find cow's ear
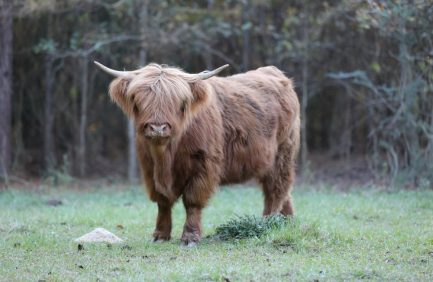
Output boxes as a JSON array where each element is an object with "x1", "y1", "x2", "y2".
[
  {"x1": 109, "y1": 77, "x2": 133, "y2": 117},
  {"x1": 189, "y1": 80, "x2": 210, "y2": 115}
]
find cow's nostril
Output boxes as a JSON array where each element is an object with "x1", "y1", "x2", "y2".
[{"x1": 148, "y1": 123, "x2": 170, "y2": 133}]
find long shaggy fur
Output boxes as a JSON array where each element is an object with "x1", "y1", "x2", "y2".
[{"x1": 106, "y1": 63, "x2": 300, "y2": 244}]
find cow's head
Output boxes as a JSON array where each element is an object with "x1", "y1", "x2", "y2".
[{"x1": 95, "y1": 62, "x2": 228, "y2": 145}]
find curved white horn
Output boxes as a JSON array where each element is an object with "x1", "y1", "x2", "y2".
[
  {"x1": 195, "y1": 64, "x2": 229, "y2": 80},
  {"x1": 94, "y1": 61, "x2": 141, "y2": 78}
]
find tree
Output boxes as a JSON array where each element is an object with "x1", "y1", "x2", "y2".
[
  {"x1": 0, "y1": 0, "x2": 13, "y2": 182},
  {"x1": 328, "y1": 0, "x2": 433, "y2": 184},
  {"x1": 5, "y1": 0, "x2": 433, "y2": 186}
]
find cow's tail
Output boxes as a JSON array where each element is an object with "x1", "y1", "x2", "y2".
[
  {"x1": 282, "y1": 77, "x2": 301, "y2": 167},
  {"x1": 288, "y1": 112, "x2": 301, "y2": 166}
]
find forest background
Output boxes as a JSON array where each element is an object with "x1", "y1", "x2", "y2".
[{"x1": 1, "y1": 0, "x2": 432, "y2": 188}]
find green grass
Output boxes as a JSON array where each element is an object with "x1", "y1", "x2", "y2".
[{"x1": 1, "y1": 185, "x2": 433, "y2": 281}]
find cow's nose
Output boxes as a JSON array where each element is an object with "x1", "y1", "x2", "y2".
[
  {"x1": 145, "y1": 123, "x2": 171, "y2": 136},
  {"x1": 149, "y1": 123, "x2": 168, "y2": 132}
]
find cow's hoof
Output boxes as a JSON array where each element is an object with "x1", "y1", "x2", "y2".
[
  {"x1": 180, "y1": 241, "x2": 197, "y2": 247},
  {"x1": 180, "y1": 232, "x2": 200, "y2": 246},
  {"x1": 153, "y1": 231, "x2": 171, "y2": 242}
]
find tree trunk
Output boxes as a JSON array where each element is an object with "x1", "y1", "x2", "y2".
[
  {"x1": 0, "y1": 0, "x2": 13, "y2": 181},
  {"x1": 301, "y1": 58, "x2": 308, "y2": 169},
  {"x1": 398, "y1": 15, "x2": 418, "y2": 181},
  {"x1": 127, "y1": 2, "x2": 149, "y2": 183},
  {"x1": 44, "y1": 55, "x2": 55, "y2": 172},
  {"x1": 300, "y1": 10, "x2": 309, "y2": 170},
  {"x1": 77, "y1": 58, "x2": 88, "y2": 177},
  {"x1": 127, "y1": 118, "x2": 137, "y2": 182},
  {"x1": 241, "y1": 0, "x2": 250, "y2": 71}
]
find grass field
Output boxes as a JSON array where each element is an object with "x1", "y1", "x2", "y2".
[{"x1": 1, "y1": 184, "x2": 433, "y2": 281}]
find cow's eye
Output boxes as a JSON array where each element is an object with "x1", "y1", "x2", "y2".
[
  {"x1": 180, "y1": 101, "x2": 187, "y2": 115},
  {"x1": 133, "y1": 104, "x2": 139, "y2": 115}
]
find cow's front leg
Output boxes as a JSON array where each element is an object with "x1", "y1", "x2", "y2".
[
  {"x1": 181, "y1": 203, "x2": 203, "y2": 246},
  {"x1": 180, "y1": 157, "x2": 219, "y2": 246},
  {"x1": 153, "y1": 201, "x2": 173, "y2": 241}
]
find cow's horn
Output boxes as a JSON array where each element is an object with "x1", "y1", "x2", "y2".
[
  {"x1": 195, "y1": 64, "x2": 229, "y2": 80},
  {"x1": 94, "y1": 61, "x2": 141, "y2": 78}
]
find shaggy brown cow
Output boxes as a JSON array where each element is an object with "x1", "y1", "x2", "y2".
[{"x1": 95, "y1": 61, "x2": 300, "y2": 245}]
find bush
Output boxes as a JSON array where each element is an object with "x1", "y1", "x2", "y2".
[{"x1": 213, "y1": 215, "x2": 288, "y2": 240}]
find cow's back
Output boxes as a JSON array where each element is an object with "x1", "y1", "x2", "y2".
[{"x1": 207, "y1": 66, "x2": 299, "y2": 184}]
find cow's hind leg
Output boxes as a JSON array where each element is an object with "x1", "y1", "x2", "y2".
[
  {"x1": 261, "y1": 141, "x2": 296, "y2": 216},
  {"x1": 280, "y1": 193, "x2": 295, "y2": 216}
]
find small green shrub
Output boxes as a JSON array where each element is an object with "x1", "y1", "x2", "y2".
[{"x1": 213, "y1": 215, "x2": 288, "y2": 240}]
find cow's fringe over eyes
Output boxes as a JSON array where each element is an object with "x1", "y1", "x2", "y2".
[{"x1": 109, "y1": 64, "x2": 211, "y2": 123}]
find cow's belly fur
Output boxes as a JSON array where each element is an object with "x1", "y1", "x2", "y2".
[{"x1": 220, "y1": 134, "x2": 278, "y2": 184}]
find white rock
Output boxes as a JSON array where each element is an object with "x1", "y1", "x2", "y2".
[{"x1": 74, "y1": 227, "x2": 124, "y2": 244}]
